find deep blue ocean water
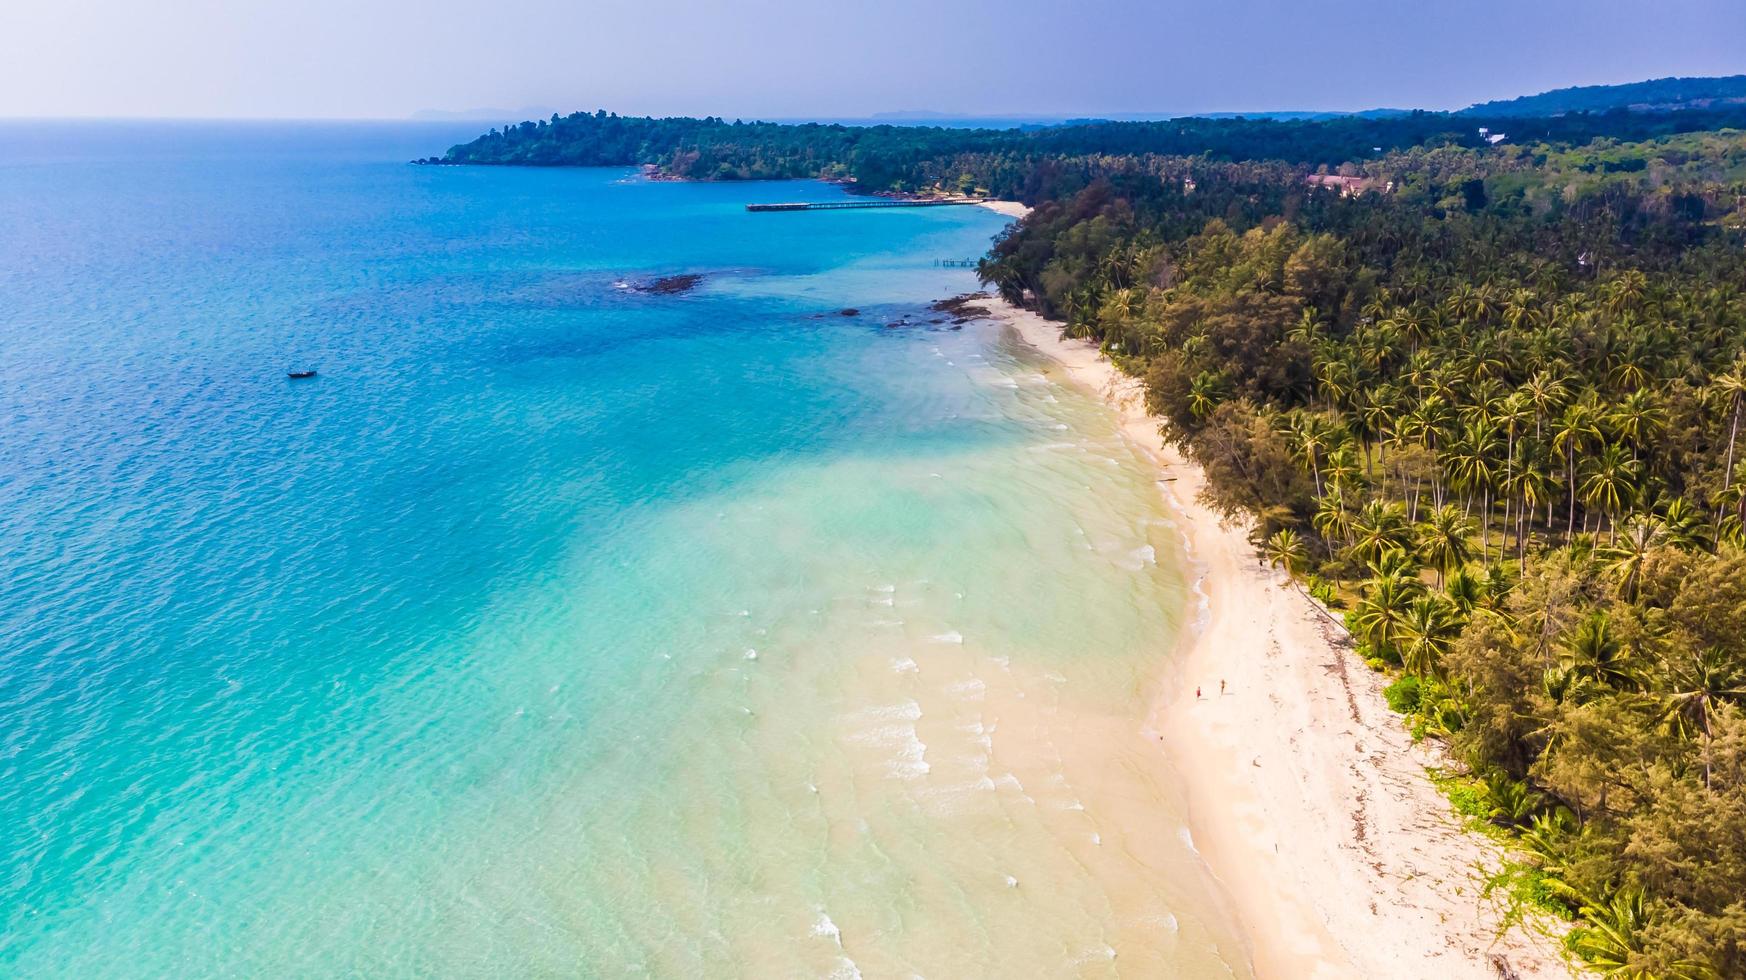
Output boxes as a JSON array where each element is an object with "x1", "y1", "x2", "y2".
[{"x1": 0, "y1": 122, "x2": 1245, "y2": 977}]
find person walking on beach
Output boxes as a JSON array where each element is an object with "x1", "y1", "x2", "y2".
[
  {"x1": 1196, "y1": 686, "x2": 1201, "y2": 700},
  {"x1": 1220, "y1": 679, "x2": 1226, "y2": 695}
]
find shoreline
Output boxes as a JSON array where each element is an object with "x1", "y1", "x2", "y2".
[{"x1": 985, "y1": 294, "x2": 1566, "y2": 979}]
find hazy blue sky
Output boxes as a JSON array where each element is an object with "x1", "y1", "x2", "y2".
[{"x1": 3, "y1": 0, "x2": 1742, "y2": 119}]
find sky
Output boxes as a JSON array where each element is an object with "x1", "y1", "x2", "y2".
[{"x1": 2, "y1": 0, "x2": 1743, "y2": 120}]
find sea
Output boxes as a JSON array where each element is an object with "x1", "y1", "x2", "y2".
[{"x1": 0, "y1": 121, "x2": 1249, "y2": 977}]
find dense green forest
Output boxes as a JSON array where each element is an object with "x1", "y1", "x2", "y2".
[
  {"x1": 1464, "y1": 74, "x2": 1746, "y2": 117},
  {"x1": 431, "y1": 106, "x2": 1746, "y2": 195},
  {"x1": 439, "y1": 100, "x2": 1746, "y2": 977}
]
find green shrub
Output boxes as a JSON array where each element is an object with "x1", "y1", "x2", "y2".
[{"x1": 1384, "y1": 674, "x2": 1423, "y2": 713}]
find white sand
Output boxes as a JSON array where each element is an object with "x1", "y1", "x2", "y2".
[
  {"x1": 988, "y1": 295, "x2": 1567, "y2": 979},
  {"x1": 974, "y1": 199, "x2": 1032, "y2": 218}
]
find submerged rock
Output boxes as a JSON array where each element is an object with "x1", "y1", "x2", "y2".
[{"x1": 635, "y1": 273, "x2": 705, "y2": 295}]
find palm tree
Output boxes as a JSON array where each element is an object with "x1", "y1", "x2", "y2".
[
  {"x1": 1509, "y1": 455, "x2": 1556, "y2": 559},
  {"x1": 1264, "y1": 528, "x2": 1308, "y2": 577},
  {"x1": 1580, "y1": 443, "x2": 1641, "y2": 543},
  {"x1": 1187, "y1": 371, "x2": 1226, "y2": 420},
  {"x1": 1313, "y1": 489, "x2": 1352, "y2": 551},
  {"x1": 1350, "y1": 571, "x2": 1422, "y2": 657},
  {"x1": 1447, "y1": 416, "x2": 1503, "y2": 562},
  {"x1": 1553, "y1": 401, "x2": 1604, "y2": 538},
  {"x1": 1599, "y1": 516, "x2": 1666, "y2": 603},
  {"x1": 1610, "y1": 389, "x2": 1667, "y2": 466},
  {"x1": 1325, "y1": 444, "x2": 1362, "y2": 494},
  {"x1": 1494, "y1": 392, "x2": 1533, "y2": 538},
  {"x1": 1347, "y1": 499, "x2": 1412, "y2": 568},
  {"x1": 1658, "y1": 497, "x2": 1714, "y2": 551},
  {"x1": 1289, "y1": 411, "x2": 1332, "y2": 497},
  {"x1": 1396, "y1": 595, "x2": 1459, "y2": 677},
  {"x1": 1566, "y1": 886, "x2": 1650, "y2": 979},
  {"x1": 1520, "y1": 370, "x2": 1570, "y2": 443},
  {"x1": 1712, "y1": 360, "x2": 1746, "y2": 500},
  {"x1": 1480, "y1": 770, "x2": 1545, "y2": 828},
  {"x1": 1567, "y1": 884, "x2": 1718, "y2": 980},
  {"x1": 1416, "y1": 505, "x2": 1474, "y2": 588},
  {"x1": 1659, "y1": 646, "x2": 1746, "y2": 788},
  {"x1": 1561, "y1": 611, "x2": 1636, "y2": 691},
  {"x1": 1444, "y1": 566, "x2": 1487, "y2": 616}
]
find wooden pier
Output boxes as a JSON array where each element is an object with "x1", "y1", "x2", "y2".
[{"x1": 746, "y1": 198, "x2": 982, "y2": 213}]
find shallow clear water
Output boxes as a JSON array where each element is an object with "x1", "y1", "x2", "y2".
[{"x1": 0, "y1": 122, "x2": 1249, "y2": 976}]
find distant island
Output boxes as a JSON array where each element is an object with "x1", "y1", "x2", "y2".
[{"x1": 1462, "y1": 73, "x2": 1746, "y2": 117}]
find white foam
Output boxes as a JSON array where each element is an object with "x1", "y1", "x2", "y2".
[
  {"x1": 744, "y1": 648, "x2": 759, "y2": 661},
  {"x1": 930, "y1": 630, "x2": 963, "y2": 644},
  {"x1": 1117, "y1": 543, "x2": 1157, "y2": 571},
  {"x1": 813, "y1": 912, "x2": 842, "y2": 947},
  {"x1": 846, "y1": 700, "x2": 931, "y2": 779},
  {"x1": 891, "y1": 657, "x2": 919, "y2": 674},
  {"x1": 944, "y1": 678, "x2": 986, "y2": 701},
  {"x1": 1177, "y1": 826, "x2": 1199, "y2": 853}
]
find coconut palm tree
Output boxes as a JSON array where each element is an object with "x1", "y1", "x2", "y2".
[
  {"x1": 1520, "y1": 370, "x2": 1570, "y2": 443},
  {"x1": 1711, "y1": 360, "x2": 1746, "y2": 500},
  {"x1": 1447, "y1": 416, "x2": 1503, "y2": 562},
  {"x1": 1599, "y1": 516, "x2": 1667, "y2": 603},
  {"x1": 1553, "y1": 401, "x2": 1605, "y2": 538},
  {"x1": 1347, "y1": 499, "x2": 1412, "y2": 568},
  {"x1": 1288, "y1": 411, "x2": 1332, "y2": 497},
  {"x1": 1657, "y1": 497, "x2": 1713, "y2": 552},
  {"x1": 1610, "y1": 389, "x2": 1667, "y2": 466},
  {"x1": 1659, "y1": 646, "x2": 1746, "y2": 788},
  {"x1": 1350, "y1": 571, "x2": 1422, "y2": 657},
  {"x1": 1567, "y1": 883, "x2": 1718, "y2": 980},
  {"x1": 1580, "y1": 443, "x2": 1641, "y2": 543},
  {"x1": 1416, "y1": 505, "x2": 1474, "y2": 588},
  {"x1": 1325, "y1": 443, "x2": 1363, "y2": 495},
  {"x1": 1313, "y1": 488, "x2": 1352, "y2": 550},
  {"x1": 1562, "y1": 611, "x2": 1637, "y2": 691},
  {"x1": 1509, "y1": 455, "x2": 1556, "y2": 559},
  {"x1": 1397, "y1": 594, "x2": 1460, "y2": 677},
  {"x1": 1187, "y1": 371, "x2": 1226, "y2": 420},
  {"x1": 1264, "y1": 528, "x2": 1308, "y2": 577},
  {"x1": 1494, "y1": 392, "x2": 1533, "y2": 537}
]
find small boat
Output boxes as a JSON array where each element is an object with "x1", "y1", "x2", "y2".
[{"x1": 287, "y1": 369, "x2": 318, "y2": 379}]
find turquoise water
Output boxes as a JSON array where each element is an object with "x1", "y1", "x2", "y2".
[{"x1": 0, "y1": 123, "x2": 1248, "y2": 976}]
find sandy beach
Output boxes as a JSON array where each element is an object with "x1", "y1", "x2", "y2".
[{"x1": 985, "y1": 291, "x2": 1567, "y2": 979}]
